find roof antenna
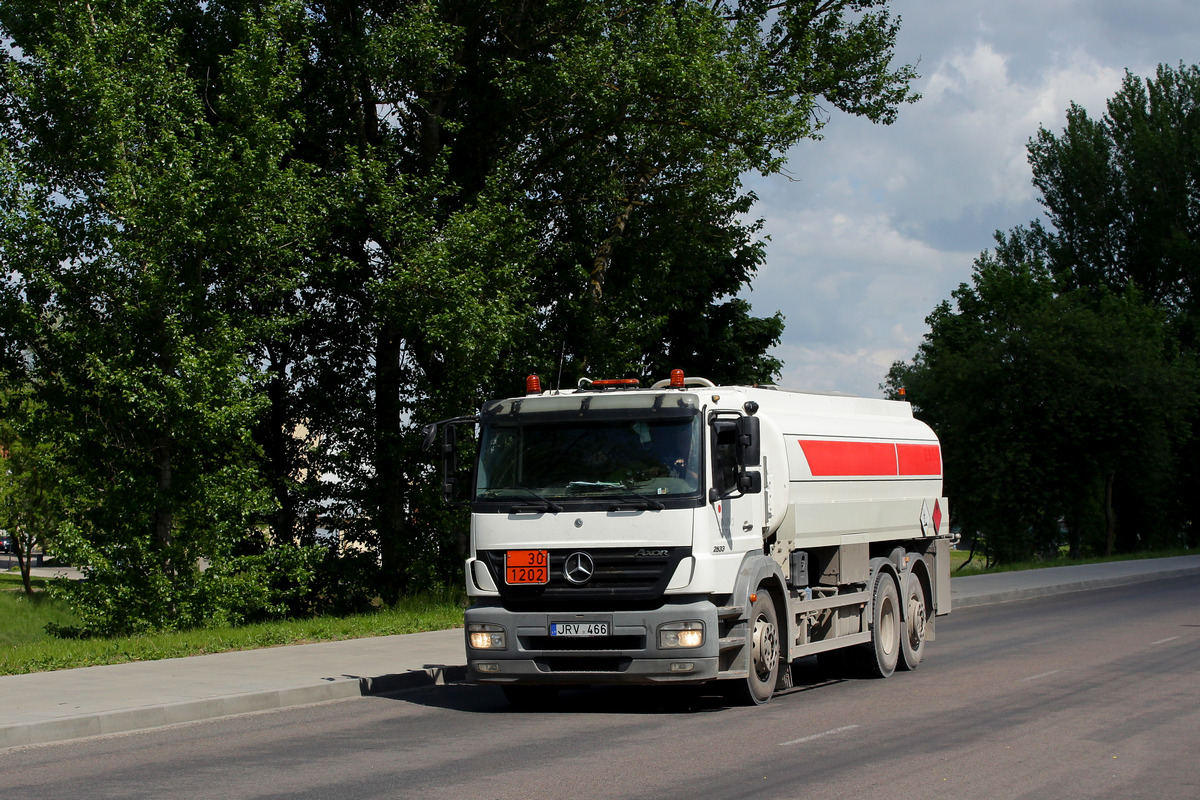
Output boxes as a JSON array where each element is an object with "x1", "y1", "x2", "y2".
[{"x1": 555, "y1": 339, "x2": 567, "y2": 391}]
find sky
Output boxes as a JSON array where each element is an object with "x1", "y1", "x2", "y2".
[{"x1": 742, "y1": 0, "x2": 1200, "y2": 397}]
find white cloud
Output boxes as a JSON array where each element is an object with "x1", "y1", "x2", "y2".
[
  {"x1": 748, "y1": 206, "x2": 969, "y2": 395},
  {"x1": 742, "y1": 3, "x2": 1175, "y2": 399},
  {"x1": 919, "y1": 42, "x2": 1122, "y2": 200},
  {"x1": 852, "y1": 41, "x2": 1126, "y2": 238}
]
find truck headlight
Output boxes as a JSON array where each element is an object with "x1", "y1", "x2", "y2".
[
  {"x1": 468, "y1": 623, "x2": 506, "y2": 650},
  {"x1": 658, "y1": 621, "x2": 704, "y2": 649}
]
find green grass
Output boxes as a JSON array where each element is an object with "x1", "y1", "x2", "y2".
[
  {"x1": 949, "y1": 546, "x2": 1194, "y2": 576},
  {"x1": 0, "y1": 573, "x2": 465, "y2": 676},
  {"x1": 0, "y1": 572, "x2": 83, "y2": 650}
]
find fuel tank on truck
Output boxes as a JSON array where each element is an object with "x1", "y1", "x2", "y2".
[{"x1": 740, "y1": 386, "x2": 945, "y2": 548}]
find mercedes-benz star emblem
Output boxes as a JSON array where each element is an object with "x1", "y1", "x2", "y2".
[{"x1": 563, "y1": 551, "x2": 594, "y2": 585}]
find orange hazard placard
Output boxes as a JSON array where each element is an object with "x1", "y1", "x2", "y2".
[{"x1": 505, "y1": 550, "x2": 549, "y2": 584}]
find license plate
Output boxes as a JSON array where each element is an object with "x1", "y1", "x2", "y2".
[
  {"x1": 505, "y1": 550, "x2": 549, "y2": 585},
  {"x1": 550, "y1": 622, "x2": 610, "y2": 637}
]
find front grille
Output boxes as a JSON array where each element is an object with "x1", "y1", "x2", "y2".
[
  {"x1": 535, "y1": 656, "x2": 632, "y2": 673},
  {"x1": 481, "y1": 547, "x2": 690, "y2": 611},
  {"x1": 521, "y1": 635, "x2": 645, "y2": 651}
]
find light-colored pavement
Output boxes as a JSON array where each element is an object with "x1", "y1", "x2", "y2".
[
  {"x1": 0, "y1": 557, "x2": 84, "y2": 581},
  {"x1": 27, "y1": 566, "x2": 85, "y2": 581},
  {"x1": 1, "y1": 554, "x2": 1197, "y2": 750},
  {"x1": 948, "y1": 553, "x2": 1200, "y2": 608},
  {"x1": 0, "y1": 628, "x2": 466, "y2": 750}
]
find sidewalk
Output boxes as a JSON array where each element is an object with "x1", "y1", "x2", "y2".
[
  {"x1": 948, "y1": 553, "x2": 1200, "y2": 608},
  {"x1": 2, "y1": 555, "x2": 1197, "y2": 750}
]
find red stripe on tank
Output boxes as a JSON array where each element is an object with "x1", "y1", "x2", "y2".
[{"x1": 798, "y1": 440, "x2": 942, "y2": 477}]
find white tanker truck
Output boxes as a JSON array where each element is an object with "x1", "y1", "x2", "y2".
[{"x1": 424, "y1": 370, "x2": 951, "y2": 706}]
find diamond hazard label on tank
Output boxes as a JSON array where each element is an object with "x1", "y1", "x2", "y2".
[{"x1": 920, "y1": 500, "x2": 933, "y2": 536}]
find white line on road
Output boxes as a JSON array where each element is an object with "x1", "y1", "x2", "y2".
[
  {"x1": 1150, "y1": 636, "x2": 1180, "y2": 645},
  {"x1": 779, "y1": 724, "x2": 860, "y2": 747},
  {"x1": 1020, "y1": 670, "x2": 1062, "y2": 682}
]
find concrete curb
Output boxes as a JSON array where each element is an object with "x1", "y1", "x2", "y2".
[
  {"x1": 950, "y1": 563, "x2": 1200, "y2": 609},
  {"x1": 0, "y1": 664, "x2": 468, "y2": 751}
]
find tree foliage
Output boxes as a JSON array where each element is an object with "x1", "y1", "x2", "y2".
[
  {"x1": 0, "y1": 1, "x2": 332, "y2": 633},
  {"x1": 890, "y1": 64, "x2": 1200, "y2": 563},
  {"x1": 1029, "y1": 63, "x2": 1200, "y2": 321},
  {"x1": 1, "y1": 0, "x2": 919, "y2": 631},
  {"x1": 888, "y1": 230, "x2": 1196, "y2": 563}
]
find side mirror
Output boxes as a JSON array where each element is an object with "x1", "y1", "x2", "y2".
[
  {"x1": 709, "y1": 413, "x2": 762, "y2": 498},
  {"x1": 738, "y1": 471, "x2": 762, "y2": 493},
  {"x1": 422, "y1": 415, "x2": 478, "y2": 504},
  {"x1": 440, "y1": 424, "x2": 459, "y2": 501},
  {"x1": 420, "y1": 423, "x2": 438, "y2": 452},
  {"x1": 736, "y1": 415, "x2": 760, "y2": 467}
]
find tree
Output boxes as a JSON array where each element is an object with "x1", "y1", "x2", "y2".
[
  {"x1": 1026, "y1": 62, "x2": 1200, "y2": 551},
  {"x1": 2, "y1": 0, "x2": 922, "y2": 624},
  {"x1": 888, "y1": 229, "x2": 1196, "y2": 563},
  {"x1": 891, "y1": 63, "x2": 1200, "y2": 564},
  {"x1": 251, "y1": 0, "x2": 920, "y2": 596},
  {"x1": 0, "y1": 0, "x2": 325, "y2": 632},
  {"x1": 1028, "y1": 62, "x2": 1200, "y2": 324}
]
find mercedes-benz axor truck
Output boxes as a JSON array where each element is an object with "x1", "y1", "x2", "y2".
[{"x1": 424, "y1": 370, "x2": 951, "y2": 706}]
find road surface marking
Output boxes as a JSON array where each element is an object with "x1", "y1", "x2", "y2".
[
  {"x1": 1020, "y1": 670, "x2": 1062, "y2": 682},
  {"x1": 779, "y1": 724, "x2": 860, "y2": 746},
  {"x1": 1150, "y1": 636, "x2": 1179, "y2": 645}
]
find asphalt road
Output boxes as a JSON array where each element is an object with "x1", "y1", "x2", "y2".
[{"x1": 6, "y1": 576, "x2": 1198, "y2": 800}]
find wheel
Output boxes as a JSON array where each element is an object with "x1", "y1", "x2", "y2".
[
  {"x1": 501, "y1": 684, "x2": 559, "y2": 710},
  {"x1": 899, "y1": 573, "x2": 928, "y2": 671},
  {"x1": 729, "y1": 591, "x2": 781, "y2": 705},
  {"x1": 856, "y1": 570, "x2": 900, "y2": 678}
]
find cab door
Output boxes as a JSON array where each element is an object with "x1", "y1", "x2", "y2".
[{"x1": 709, "y1": 412, "x2": 765, "y2": 554}]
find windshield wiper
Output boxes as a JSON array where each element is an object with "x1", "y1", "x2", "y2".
[
  {"x1": 607, "y1": 491, "x2": 665, "y2": 512},
  {"x1": 506, "y1": 489, "x2": 563, "y2": 514}
]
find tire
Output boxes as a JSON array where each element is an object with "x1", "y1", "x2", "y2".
[
  {"x1": 899, "y1": 573, "x2": 928, "y2": 671},
  {"x1": 729, "y1": 591, "x2": 781, "y2": 705},
  {"x1": 501, "y1": 685, "x2": 559, "y2": 710},
  {"x1": 856, "y1": 570, "x2": 900, "y2": 679}
]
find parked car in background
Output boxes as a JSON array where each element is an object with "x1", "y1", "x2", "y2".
[{"x1": 0, "y1": 533, "x2": 12, "y2": 553}]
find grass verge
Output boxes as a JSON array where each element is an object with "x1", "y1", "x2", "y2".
[{"x1": 0, "y1": 573, "x2": 464, "y2": 676}]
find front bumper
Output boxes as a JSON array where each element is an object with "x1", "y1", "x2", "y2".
[{"x1": 464, "y1": 599, "x2": 720, "y2": 685}]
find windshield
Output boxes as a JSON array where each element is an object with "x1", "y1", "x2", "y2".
[{"x1": 476, "y1": 415, "x2": 702, "y2": 501}]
